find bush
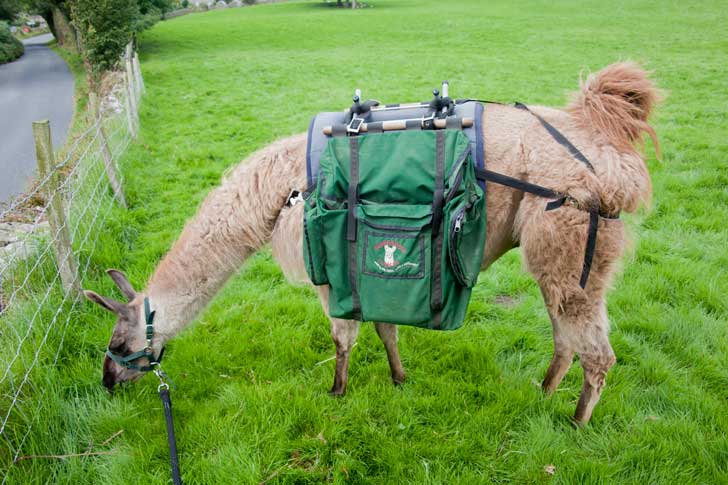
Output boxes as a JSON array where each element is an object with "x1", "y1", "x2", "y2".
[
  {"x1": 0, "y1": 21, "x2": 23, "y2": 64},
  {"x1": 72, "y1": 0, "x2": 137, "y2": 76}
]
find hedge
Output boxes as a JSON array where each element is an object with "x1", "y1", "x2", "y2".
[{"x1": 0, "y1": 21, "x2": 23, "y2": 64}]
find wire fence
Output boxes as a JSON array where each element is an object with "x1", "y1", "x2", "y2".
[{"x1": 0, "y1": 43, "x2": 143, "y2": 481}]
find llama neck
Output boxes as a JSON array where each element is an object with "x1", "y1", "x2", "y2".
[{"x1": 145, "y1": 135, "x2": 306, "y2": 343}]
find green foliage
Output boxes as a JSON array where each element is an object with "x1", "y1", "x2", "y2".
[
  {"x1": 3, "y1": 0, "x2": 728, "y2": 483},
  {"x1": 0, "y1": 20, "x2": 23, "y2": 63},
  {"x1": 72, "y1": 0, "x2": 137, "y2": 75},
  {"x1": 0, "y1": 0, "x2": 20, "y2": 21},
  {"x1": 137, "y1": 0, "x2": 172, "y2": 14},
  {"x1": 135, "y1": 0, "x2": 172, "y2": 31}
]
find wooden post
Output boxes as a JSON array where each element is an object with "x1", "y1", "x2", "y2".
[
  {"x1": 89, "y1": 93, "x2": 127, "y2": 208},
  {"x1": 124, "y1": 44, "x2": 139, "y2": 139},
  {"x1": 125, "y1": 43, "x2": 140, "y2": 109},
  {"x1": 122, "y1": 65, "x2": 138, "y2": 141},
  {"x1": 32, "y1": 120, "x2": 81, "y2": 296},
  {"x1": 133, "y1": 51, "x2": 145, "y2": 95}
]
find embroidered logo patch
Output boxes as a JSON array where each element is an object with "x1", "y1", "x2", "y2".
[
  {"x1": 363, "y1": 232, "x2": 424, "y2": 279},
  {"x1": 373, "y1": 240, "x2": 418, "y2": 272}
]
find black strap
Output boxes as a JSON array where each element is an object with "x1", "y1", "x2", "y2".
[
  {"x1": 445, "y1": 115, "x2": 462, "y2": 129},
  {"x1": 430, "y1": 131, "x2": 446, "y2": 327},
  {"x1": 159, "y1": 388, "x2": 182, "y2": 485},
  {"x1": 331, "y1": 124, "x2": 347, "y2": 137},
  {"x1": 580, "y1": 210, "x2": 599, "y2": 289},
  {"x1": 347, "y1": 138, "x2": 359, "y2": 242},
  {"x1": 515, "y1": 102, "x2": 595, "y2": 173},
  {"x1": 347, "y1": 137, "x2": 361, "y2": 318},
  {"x1": 474, "y1": 168, "x2": 563, "y2": 200},
  {"x1": 432, "y1": 131, "x2": 446, "y2": 236},
  {"x1": 368, "y1": 121, "x2": 384, "y2": 134}
]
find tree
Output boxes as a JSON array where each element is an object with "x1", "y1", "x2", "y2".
[
  {"x1": 137, "y1": 0, "x2": 172, "y2": 15},
  {"x1": 70, "y1": 0, "x2": 138, "y2": 87},
  {"x1": 0, "y1": 0, "x2": 21, "y2": 22},
  {"x1": 333, "y1": 0, "x2": 358, "y2": 8},
  {"x1": 23, "y1": 0, "x2": 79, "y2": 51}
]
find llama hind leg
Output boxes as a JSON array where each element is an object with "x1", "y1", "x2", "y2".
[
  {"x1": 519, "y1": 198, "x2": 624, "y2": 424},
  {"x1": 546, "y1": 302, "x2": 616, "y2": 424},
  {"x1": 374, "y1": 323, "x2": 406, "y2": 385},
  {"x1": 542, "y1": 306, "x2": 575, "y2": 394},
  {"x1": 572, "y1": 310, "x2": 616, "y2": 425}
]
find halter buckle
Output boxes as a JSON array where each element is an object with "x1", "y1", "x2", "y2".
[{"x1": 154, "y1": 367, "x2": 170, "y2": 392}]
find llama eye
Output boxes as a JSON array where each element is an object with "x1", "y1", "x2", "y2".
[{"x1": 108, "y1": 341, "x2": 127, "y2": 354}]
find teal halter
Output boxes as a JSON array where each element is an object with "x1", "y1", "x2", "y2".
[{"x1": 105, "y1": 297, "x2": 165, "y2": 372}]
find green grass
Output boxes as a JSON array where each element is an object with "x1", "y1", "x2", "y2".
[{"x1": 4, "y1": 0, "x2": 728, "y2": 482}]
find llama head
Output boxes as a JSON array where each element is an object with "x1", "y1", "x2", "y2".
[{"x1": 83, "y1": 269, "x2": 154, "y2": 390}]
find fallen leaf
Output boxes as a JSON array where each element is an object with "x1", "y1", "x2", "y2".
[{"x1": 544, "y1": 464, "x2": 556, "y2": 475}]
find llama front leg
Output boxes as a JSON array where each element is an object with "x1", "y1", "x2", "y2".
[
  {"x1": 374, "y1": 323, "x2": 406, "y2": 385},
  {"x1": 329, "y1": 317, "x2": 360, "y2": 396}
]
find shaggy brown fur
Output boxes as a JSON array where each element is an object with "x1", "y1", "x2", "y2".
[
  {"x1": 569, "y1": 62, "x2": 661, "y2": 158},
  {"x1": 86, "y1": 62, "x2": 660, "y2": 425}
]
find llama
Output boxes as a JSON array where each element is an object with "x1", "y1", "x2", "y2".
[{"x1": 84, "y1": 62, "x2": 660, "y2": 425}]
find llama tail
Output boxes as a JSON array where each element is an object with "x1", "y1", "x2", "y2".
[{"x1": 568, "y1": 62, "x2": 662, "y2": 158}]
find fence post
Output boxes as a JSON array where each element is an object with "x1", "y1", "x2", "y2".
[
  {"x1": 122, "y1": 72, "x2": 137, "y2": 141},
  {"x1": 89, "y1": 93, "x2": 127, "y2": 208},
  {"x1": 123, "y1": 44, "x2": 139, "y2": 141},
  {"x1": 124, "y1": 44, "x2": 140, "y2": 118},
  {"x1": 32, "y1": 120, "x2": 81, "y2": 296},
  {"x1": 132, "y1": 50, "x2": 144, "y2": 95}
]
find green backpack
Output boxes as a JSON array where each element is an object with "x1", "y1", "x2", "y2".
[{"x1": 303, "y1": 129, "x2": 486, "y2": 330}]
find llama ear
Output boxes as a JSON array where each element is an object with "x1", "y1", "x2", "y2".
[
  {"x1": 106, "y1": 269, "x2": 137, "y2": 302},
  {"x1": 84, "y1": 290, "x2": 125, "y2": 314}
]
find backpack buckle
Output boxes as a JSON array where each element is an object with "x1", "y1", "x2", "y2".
[{"x1": 347, "y1": 116, "x2": 364, "y2": 134}]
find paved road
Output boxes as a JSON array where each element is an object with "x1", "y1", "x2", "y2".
[{"x1": 0, "y1": 34, "x2": 74, "y2": 204}]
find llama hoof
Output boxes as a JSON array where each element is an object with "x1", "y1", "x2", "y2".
[
  {"x1": 392, "y1": 373, "x2": 406, "y2": 386},
  {"x1": 542, "y1": 380, "x2": 557, "y2": 395},
  {"x1": 572, "y1": 414, "x2": 590, "y2": 428},
  {"x1": 328, "y1": 388, "x2": 346, "y2": 397}
]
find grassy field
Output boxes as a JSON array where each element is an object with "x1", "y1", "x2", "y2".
[{"x1": 6, "y1": 0, "x2": 728, "y2": 482}]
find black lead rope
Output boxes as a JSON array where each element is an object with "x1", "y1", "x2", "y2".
[
  {"x1": 155, "y1": 370, "x2": 182, "y2": 485},
  {"x1": 159, "y1": 388, "x2": 182, "y2": 485}
]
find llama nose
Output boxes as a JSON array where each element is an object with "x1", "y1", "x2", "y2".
[{"x1": 102, "y1": 355, "x2": 118, "y2": 391}]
